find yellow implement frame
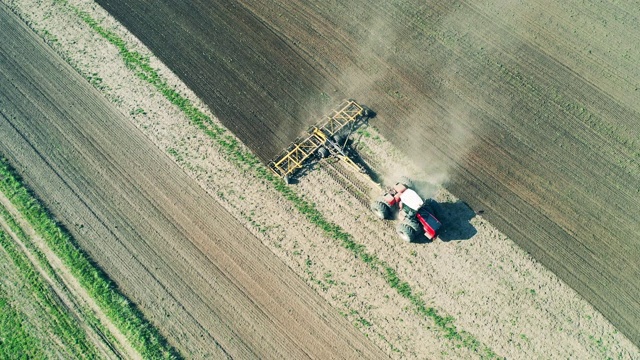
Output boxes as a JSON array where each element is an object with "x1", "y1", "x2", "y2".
[{"x1": 268, "y1": 99, "x2": 366, "y2": 179}]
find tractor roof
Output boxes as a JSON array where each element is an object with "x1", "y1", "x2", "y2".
[{"x1": 400, "y1": 188, "x2": 424, "y2": 211}]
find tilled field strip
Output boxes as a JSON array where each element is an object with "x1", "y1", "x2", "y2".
[
  {"x1": 2, "y1": 0, "x2": 500, "y2": 356},
  {"x1": 89, "y1": 0, "x2": 640, "y2": 344},
  {"x1": 5, "y1": 0, "x2": 633, "y2": 358},
  {"x1": 53, "y1": 2, "x2": 633, "y2": 357},
  {"x1": 0, "y1": 227, "x2": 100, "y2": 359},
  {"x1": 0, "y1": 4, "x2": 385, "y2": 358},
  {"x1": 54, "y1": 3, "x2": 499, "y2": 355}
]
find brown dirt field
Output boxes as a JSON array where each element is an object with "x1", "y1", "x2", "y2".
[
  {"x1": 91, "y1": 0, "x2": 640, "y2": 345},
  {"x1": 0, "y1": 4, "x2": 385, "y2": 358},
  {"x1": 4, "y1": 0, "x2": 638, "y2": 358}
]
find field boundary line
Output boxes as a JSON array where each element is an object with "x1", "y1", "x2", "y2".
[{"x1": 49, "y1": 1, "x2": 500, "y2": 357}]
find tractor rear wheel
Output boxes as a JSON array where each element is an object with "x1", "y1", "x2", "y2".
[
  {"x1": 396, "y1": 222, "x2": 418, "y2": 242},
  {"x1": 405, "y1": 218, "x2": 421, "y2": 232},
  {"x1": 371, "y1": 200, "x2": 391, "y2": 220}
]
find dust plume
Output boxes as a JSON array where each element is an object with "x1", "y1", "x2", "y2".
[
  {"x1": 332, "y1": 2, "x2": 482, "y2": 197},
  {"x1": 333, "y1": 0, "x2": 534, "y2": 198},
  {"x1": 374, "y1": 102, "x2": 478, "y2": 200},
  {"x1": 296, "y1": 0, "x2": 534, "y2": 199}
]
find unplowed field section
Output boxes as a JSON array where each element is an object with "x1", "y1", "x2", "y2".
[
  {"x1": 0, "y1": 5, "x2": 385, "y2": 358},
  {"x1": 95, "y1": 0, "x2": 640, "y2": 344}
]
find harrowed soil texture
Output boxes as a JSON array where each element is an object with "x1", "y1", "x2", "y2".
[
  {"x1": 95, "y1": 0, "x2": 640, "y2": 345},
  {"x1": 0, "y1": 4, "x2": 386, "y2": 358}
]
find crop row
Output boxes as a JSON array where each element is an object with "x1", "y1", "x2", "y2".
[
  {"x1": 59, "y1": 2, "x2": 498, "y2": 357},
  {"x1": 404, "y1": 2, "x2": 639, "y2": 176},
  {"x1": 0, "y1": 157, "x2": 180, "y2": 359}
]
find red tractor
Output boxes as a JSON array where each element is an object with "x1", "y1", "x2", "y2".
[{"x1": 371, "y1": 179, "x2": 442, "y2": 242}]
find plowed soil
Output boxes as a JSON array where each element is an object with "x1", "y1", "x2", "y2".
[
  {"x1": 0, "y1": 4, "x2": 385, "y2": 358},
  {"x1": 93, "y1": 0, "x2": 640, "y2": 345}
]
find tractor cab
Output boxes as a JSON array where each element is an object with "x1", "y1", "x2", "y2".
[
  {"x1": 399, "y1": 188, "x2": 441, "y2": 241},
  {"x1": 399, "y1": 188, "x2": 423, "y2": 214},
  {"x1": 371, "y1": 181, "x2": 442, "y2": 242}
]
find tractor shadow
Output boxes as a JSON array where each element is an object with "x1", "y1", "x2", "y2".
[
  {"x1": 413, "y1": 200, "x2": 478, "y2": 243},
  {"x1": 435, "y1": 200, "x2": 478, "y2": 242}
]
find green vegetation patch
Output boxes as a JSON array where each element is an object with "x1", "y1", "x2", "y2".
[
  {"x1": 55, "y1": 2, "x2": 499, "y2": 357},
  {"x1": 0, "y1": 198, "x2": 124, "y2": 357},
  {"x1": 0, "y1": 158, "x2": 179, "y2": 359},
  {"x1": 0, "y1": 287, "x2": 47, "y2": 360},
  {"x1": 0, "y1": 228, "x2": 96, "y2": 358},
  {"x1": 0, "y1": 202, "x2": 59, "y2": 291}
]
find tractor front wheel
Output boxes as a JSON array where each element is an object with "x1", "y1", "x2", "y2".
[
  {"x1": 371, "y1": 200, "x2": 391, "y2": 220},
  {"x1": 396, "y1": 222, "x2": 418, "y2": 243}
]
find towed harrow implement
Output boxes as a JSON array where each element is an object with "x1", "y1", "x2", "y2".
[
  {"x1": 268, "y1": 99, "x2": 372, "y2": 183},
  {"x1": 268, "y1": 99, "x2": 443, "y2": 242}
]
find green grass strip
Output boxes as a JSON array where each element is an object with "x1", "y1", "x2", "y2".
[
  {"x1": 264, "y1": 170, "x2": 497, "y2": 358},
  {"x1": 0, "y1": 228, "x2": 97, "y2": 358},
  {"x1": 57, "y1": 2, "x2": 498, "y2": 357},
  {"x1": 0, "y1": 286, "x2": 47, "y2": 360},
  {"x1": 0, "y1": 158, "x2": 179, "y2": 359},
  {"x1": 0, "y1": 200, "x2": 128, "y2": 357},
  {"x1": 0, "y1": 201, "x2": 61, "y2": 290}
]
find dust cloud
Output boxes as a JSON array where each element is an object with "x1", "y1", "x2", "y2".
[
  {"x1": 335, "y1": 1, "x2": 534, "y2": 199},
  {"x1": 374, "y1": 104, "x2": 477, "y2": 200},
  {"x1": 295, "y1": 1, "x2": 531, "y2": 199},
  {"x1": 337, "y1": 2, "x2": 482, "y2": 197}
]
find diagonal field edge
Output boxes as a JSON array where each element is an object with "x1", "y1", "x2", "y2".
[
  {"x1": 0, "y1": 160, "x2": 181, "y2": 360},
  {"x1": 0, "y1": 214, "x2": 98, "y2": 358},
  {"x1": 53, "y1": 0, "x2": 499, "y2": 357},
  {"x1": 0, "y1": 195, "x2": 125, "y2": 357}
]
